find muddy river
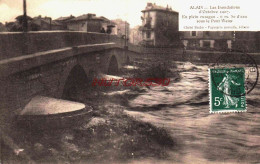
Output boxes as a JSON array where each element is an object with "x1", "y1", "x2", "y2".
[
  {"x1": 4, "y1": 60, "x2": 259, "y2": 164},
  {"x1": 116, "y1": 61, "x2": 260, "y2": 163}
]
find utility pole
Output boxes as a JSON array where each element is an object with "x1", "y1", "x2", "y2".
[
  {"x1": 125, "y1": 21, "x2": 127, "y2": 48},
  {"x1": 23, "y1": 0, "x2": 28, "y2": 32},
  {"x1": 50, "y1": 18, "x2": 52, "y2": 30},
  {"x1": 1, "y1": 132, "x2": 3, "y2": 164},
  {"x1": 133, "y1": 31, "x2": 135, "y2": 45}
]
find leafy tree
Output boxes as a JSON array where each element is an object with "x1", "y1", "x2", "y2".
[
  {"x1": 15, "y1": 15, "x2": 33, "y2": 24},
  {"x1": 6, "y1": 15, "x2": 40, "y2": 32}
]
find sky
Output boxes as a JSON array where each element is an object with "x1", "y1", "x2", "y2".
[{"x1": 0, "y1": 0, "x2": 181, "y2": 27}]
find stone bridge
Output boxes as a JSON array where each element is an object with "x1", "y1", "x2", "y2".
[
  {"x1": 2, "y1": 31, "x2": 258, "y2": 122},
  {"x1": 0, "y1": 31, "x2": 139, "y2": 120}
]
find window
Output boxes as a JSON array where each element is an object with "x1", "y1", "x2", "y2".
[
  {"x1": 191, "y1": 31, "x2": 197, "y2": 36},
  {"x1": 219, "y1": 31, "x2": 224, "y2": 36},
  {"x1": 204, "y1": 31, "x2": 210, "y2": 37},
  {"x1": 203, "y1": 41, "x2": 210, "y2": 48},
  {"x1": 145, "y1": 17, "x2": 152, "y2": 27},
  {"x1": 146, "y1": 31, "x2": 151, "y2": 39}
]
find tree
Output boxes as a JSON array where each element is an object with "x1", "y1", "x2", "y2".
[
  {"x1": 0, "y1": 22, "x2": 7, "y2": 32},
  {"x1": 6, "y1": 15, "x2": 40, "y2": 32},
  {"x1": 15, "y1": 15, "x2": 32, "y2": 25}
]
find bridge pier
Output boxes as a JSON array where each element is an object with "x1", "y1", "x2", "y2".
[
  {"x1": 0, "y1": 48, "x2": 133, "y2": 112},
  {"x1": 0, "y1": 32, "x2": 140, "y2": 131}
]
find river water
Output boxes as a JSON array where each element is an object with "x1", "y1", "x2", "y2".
[
  {"x1": 113, "y1": 61, "x2": 260, "y2": 163},
  {"x1": 6, "y1": 60, "x2": 259, "y2": 164}
]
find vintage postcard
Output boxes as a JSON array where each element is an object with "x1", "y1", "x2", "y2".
[{"x1": 0, "y1": 0, "x2": 259, "y2": 163}]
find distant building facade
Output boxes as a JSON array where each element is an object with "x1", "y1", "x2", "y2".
[
  {"x1": 66, "y1": 14, "x2": 115, "y2": 33},
  {"x1": 140, "y1": 3, "x2": 180, "y2": 47},
  {"x1": 55, "y1": 15, "x2": 75, "y2": 30},
  {"x1": 32, "y1": 15, "x2": 64, "y2": 30},
  {"x1": 181, "y1": 31, "x2": 260, "y2": 52},
  {"x1": 232, "y1": 31, "x2": 260, "y2": 52},
  {"x1": 112, "y1": 19, "x2": 130, "y2": 39},
  {"x1": 181, "y1": 31, "x2": 233, "y2": 50},
  {"x1": 129, "y1": 26, "x2": 142, "y2": 45}
]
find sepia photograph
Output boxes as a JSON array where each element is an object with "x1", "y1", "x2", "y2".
[{"x1": 0, "y1": 0, "x2": 259, "y2": 163}]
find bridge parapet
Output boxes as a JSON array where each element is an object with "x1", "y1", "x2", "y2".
[
  {"x1": 0, "y1": 31, "x2": 125, "y2": 60},
  {"x1": 127, "y1": 43, "x2": 182, "y2": 55}
]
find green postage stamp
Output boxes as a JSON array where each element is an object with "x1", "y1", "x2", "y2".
[{"x1": 209, "y1": 68, "x2": 246, "y2": 113}]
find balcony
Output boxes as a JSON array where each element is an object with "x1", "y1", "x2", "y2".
[{"x1": 140, "y1": 22, "x2": 153, "y2": 31}]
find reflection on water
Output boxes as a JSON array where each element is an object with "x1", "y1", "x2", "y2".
[{"x1": 120, "y1": 62, "x2": 260, "y2": 163}]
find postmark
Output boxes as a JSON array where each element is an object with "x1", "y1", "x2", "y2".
[
  {"x1": 213, "y1": 51, "x2": 259, "y2": 95},
  {"x1": 209, "y1": 67, "x2": 246, "y2": 113},
  {"x1": 208, "y1": 50, "x2": 259, "y2": 113}
]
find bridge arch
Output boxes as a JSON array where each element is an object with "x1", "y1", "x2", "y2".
[
  {"x1": 61, "y1": 64, "x2": 89, "y2": 101},
  {"x1": 56, "y1": 61, "x2": 90, "y2": 100},
  {"x1": 107, "y1": 55, "x2": 119, "y2": 75},
  {"x1": 126, "y1": 56, "x2": 130, "y2": 64}
]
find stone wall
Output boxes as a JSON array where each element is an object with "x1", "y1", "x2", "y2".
[{"x1": 0, "y1": 31, "x2": 125, "y2": 60}]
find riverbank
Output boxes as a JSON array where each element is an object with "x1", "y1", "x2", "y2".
[
  {"x1": 1, "y1": 56, "x2": 180, "y2": 163},
  {"x1": 1, "y1": 102, "x2": 178, "y2": 163}
]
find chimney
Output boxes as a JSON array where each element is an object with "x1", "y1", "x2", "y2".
[{"x1": 87, "y1": 13, "x2": 96, "y2": 19}]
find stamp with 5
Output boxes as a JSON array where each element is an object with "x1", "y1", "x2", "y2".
[
  {"x1": 209, "y1": 68, "x2": 246, "y2": 113},
  {"x1": 208, "y1": 51, "x2": 259, "y2": 113}
]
